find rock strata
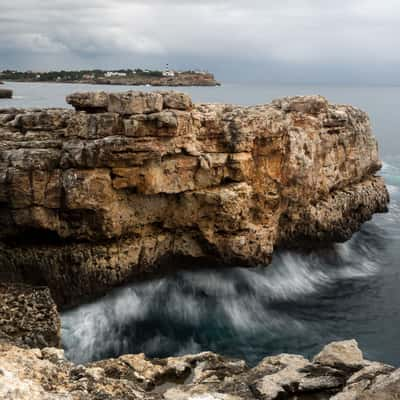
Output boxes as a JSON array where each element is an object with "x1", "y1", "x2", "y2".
[
  {"x1": 0, "y1": 91, "x2": 389, "y2": 306},
  {"x1": 0, "y1": 335, "x2": 399, "y2": 400}
]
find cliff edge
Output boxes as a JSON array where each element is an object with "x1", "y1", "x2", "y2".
[{"x1": 0, "y1": 91, "x2": 389, "y2": 306}]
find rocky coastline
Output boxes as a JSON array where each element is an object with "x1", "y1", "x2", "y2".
[
  {"x1": 0, "y1": 72, "x2": 220, "y2": 87},
  {"x1": 0, "y1": 91, "x2": 389, "y2": 307},
  {"x1": 0, "y1": 91, "x2": 395, "y2": 398},
  {"x1": 0, "y1": 283, "x2": 399, "y2": 399}
]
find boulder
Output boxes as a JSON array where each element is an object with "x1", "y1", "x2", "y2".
[
  {"x1": 0, "y1": 88, "x2": 12, "y2": 99},
  {"x1": 66, "y1": 91, "x2": 108, "y2": 111},
  {"x1": 161, "y1": 91, "x2": 193, "y2": 110},
  {"x1": 313, "y1": 339, "x2": 365, "y2": 370}
]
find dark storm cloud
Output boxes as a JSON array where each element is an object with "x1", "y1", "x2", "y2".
[{"x1": 1, "y1": 0, "x2": 400, "y2": 83}]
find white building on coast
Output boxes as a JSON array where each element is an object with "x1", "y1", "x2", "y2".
[{"x1": 104, "y1": 71, "x2": 127, "y2": 78}]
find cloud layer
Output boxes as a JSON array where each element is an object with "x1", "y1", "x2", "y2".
[{"x1": 1, "y1": 0, "x2": 400, "y2": 83}]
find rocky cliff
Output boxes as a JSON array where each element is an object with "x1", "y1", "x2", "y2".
[{"x1": 0, "y1": 91, "x2": 389, "y2": 306}]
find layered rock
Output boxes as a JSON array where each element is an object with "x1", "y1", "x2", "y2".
[
  {"x1": 0, "y1": 91, "x2": 389, "y2": 306},
  {"x1": 0, "y1": 336, "x2": 399, "y2": 399}
]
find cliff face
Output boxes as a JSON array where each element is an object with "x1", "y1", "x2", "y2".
[{"x1": 0, "y1": 91, "x2": 389, "y2": 306}]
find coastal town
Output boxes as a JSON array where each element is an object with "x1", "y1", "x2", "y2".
[{"x1": 0, "y1": 66, "x2": 220, "y2": 87}]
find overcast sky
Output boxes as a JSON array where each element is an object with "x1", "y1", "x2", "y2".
[{"x1": 1, "y1": 0, "x2": 400, "y2": 84}]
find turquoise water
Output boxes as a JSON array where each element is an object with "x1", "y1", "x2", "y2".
[{"x1": 2, "y1": 81, "x2": 399, "y2": 366}]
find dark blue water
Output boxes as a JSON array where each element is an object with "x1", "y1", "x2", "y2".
[{"x1": 2, "y1": 81, "x2": 399, "y2": 366}]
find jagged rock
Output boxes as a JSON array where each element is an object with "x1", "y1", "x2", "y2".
[
  {"x1": 313, "y1": 339, "x2": 365, "y2": 370},
  {"x1": 161, "y1": 91, "x2": 193, "y2": 110},
  {"x1": 331, "y1": 362, "x2": 396, "y2": 400},
  {"x1": 0, "y1": 335, "x2": 398, "y2": 400},
  {"x1": 66, "y1": 91, "x2": 109, "y2": 112},
  {"x1": 358, "y1": 369, "x2": 400, "y2": 399},
  {"x1": 0, "y1": 92, "x2": 389, "y2": 307},
  {"x1": 0, "y1": 283, "x2": 60, "y2": 348}
]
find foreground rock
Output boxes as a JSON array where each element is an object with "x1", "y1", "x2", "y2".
[
  {"x1": 0, "y1": 283, "x2": 60, "y2": 348},
  {"x1": 0, "y1": 88, "x2": 12, "y2": 98},
  {"x1": 0, "y1": 91, "x2": 389, "y2": 307},
  {"x1": 0, "y1": 337, "x2": 398, "y2": 399}
]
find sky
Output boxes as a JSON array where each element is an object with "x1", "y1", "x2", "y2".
[{"x1": 1, "y1": 0, "x2": 400, "y2": 84}]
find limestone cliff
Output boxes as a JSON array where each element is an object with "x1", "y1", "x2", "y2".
[{"x1": 0, "y1": 91, "x2": 389, "y2": 306}]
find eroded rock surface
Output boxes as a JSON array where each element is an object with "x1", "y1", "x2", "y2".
[
  {"x1": 0, "y1": 337, "x2": 398, "y2": 400},
  {"x1": 0, "y1": 91, "x2": 389, "y2": 306},
  {"x1": 0, "y1": 283, "x2": 60, "y2": 348}
]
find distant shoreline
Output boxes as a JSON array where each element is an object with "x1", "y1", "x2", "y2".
[
  {"x1": 4, "y1": 79, "x2": 221, "y2": 87},
  {"x1": 0, "y1": 70, "x2": 221, "y2": 87}
]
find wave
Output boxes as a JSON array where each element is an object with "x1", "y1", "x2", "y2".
[
  {"x1": 62, "y1": 158, "x2": 400, "y2": 365},
  {"x1": 61, "y1": 224, "x2": 394, "y2": 364}
]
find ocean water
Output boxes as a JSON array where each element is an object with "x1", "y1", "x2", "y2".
[{"x1": 2, "y1": 81, "x2": 400, "y2": 366}]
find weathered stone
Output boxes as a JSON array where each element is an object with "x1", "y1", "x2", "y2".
[
  {"x1": 161, "y1": 91, "x2": 193, "y2": 110},
  {"x1": 313, "y1": 340, "x2": 364, "y2": 370},
  {"x1": 0, "y1": 92, "x2": 389, "y2": 307},
  {"x1": 0, "y1": 284, "x2": 60, "y2": 349},
  {"x1": 358, "y1": 369, "x2": 400, "y2": 400},
  {"x1": 66, "y1": 91, "x2": 108, "y2": 112},
  {"x1": 108, "y1": 91, "x2": 163, "y2": 115},
  {"x1": 0, "y1": 329, "x2": 398, "y2": 400}
]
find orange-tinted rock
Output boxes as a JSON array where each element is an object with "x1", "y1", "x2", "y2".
[{"x1": 0, "y1": 92, "x2": 389, "y2": 307}]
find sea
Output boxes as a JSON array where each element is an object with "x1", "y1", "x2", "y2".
[{"x1": 2, "y1": 81, "x2": 400, "y2": 366}]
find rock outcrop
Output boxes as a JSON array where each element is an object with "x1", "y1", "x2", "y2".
[
  {"x1": 0, "y1": 91, "x2": 389, "y2": 307},
  {"x1": 0, "y1": 88, "x2": 12, "y2": 99},
  {"x1": 0, "y1": 335, "x2": 399, "y2": 399}
]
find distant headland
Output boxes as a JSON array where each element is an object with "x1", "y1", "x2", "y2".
[{"x1": 0, "y1": 68, "x2": 220, "y2": 87}]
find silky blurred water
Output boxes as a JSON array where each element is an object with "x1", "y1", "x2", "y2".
[{"x1": 2, "y1": 81, "x2": 399, "y2": 366}]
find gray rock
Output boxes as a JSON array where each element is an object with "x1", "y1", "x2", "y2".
[
  {"x1": 313, "y1": 340, "x2": 364, "y2": 370},
  {"x1": 0, "y1": 89, "x2": 12, "y2": 99}
]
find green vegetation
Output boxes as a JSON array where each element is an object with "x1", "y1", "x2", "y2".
[{"x1": 0, "y1": 68, "x2": 166, "y2": 81}]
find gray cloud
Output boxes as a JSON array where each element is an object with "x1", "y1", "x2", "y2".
[{"x1": 1, "y1": 0, "x2": 400, "y2": 83}]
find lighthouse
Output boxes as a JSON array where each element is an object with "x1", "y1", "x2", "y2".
[{"x1": 162, "y1": 63, "x2": 175, "y2": 77}]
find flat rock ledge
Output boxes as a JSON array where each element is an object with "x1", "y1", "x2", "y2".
[{"x1": 0, "y1": 91, "x2": 389, "y2": 307}]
